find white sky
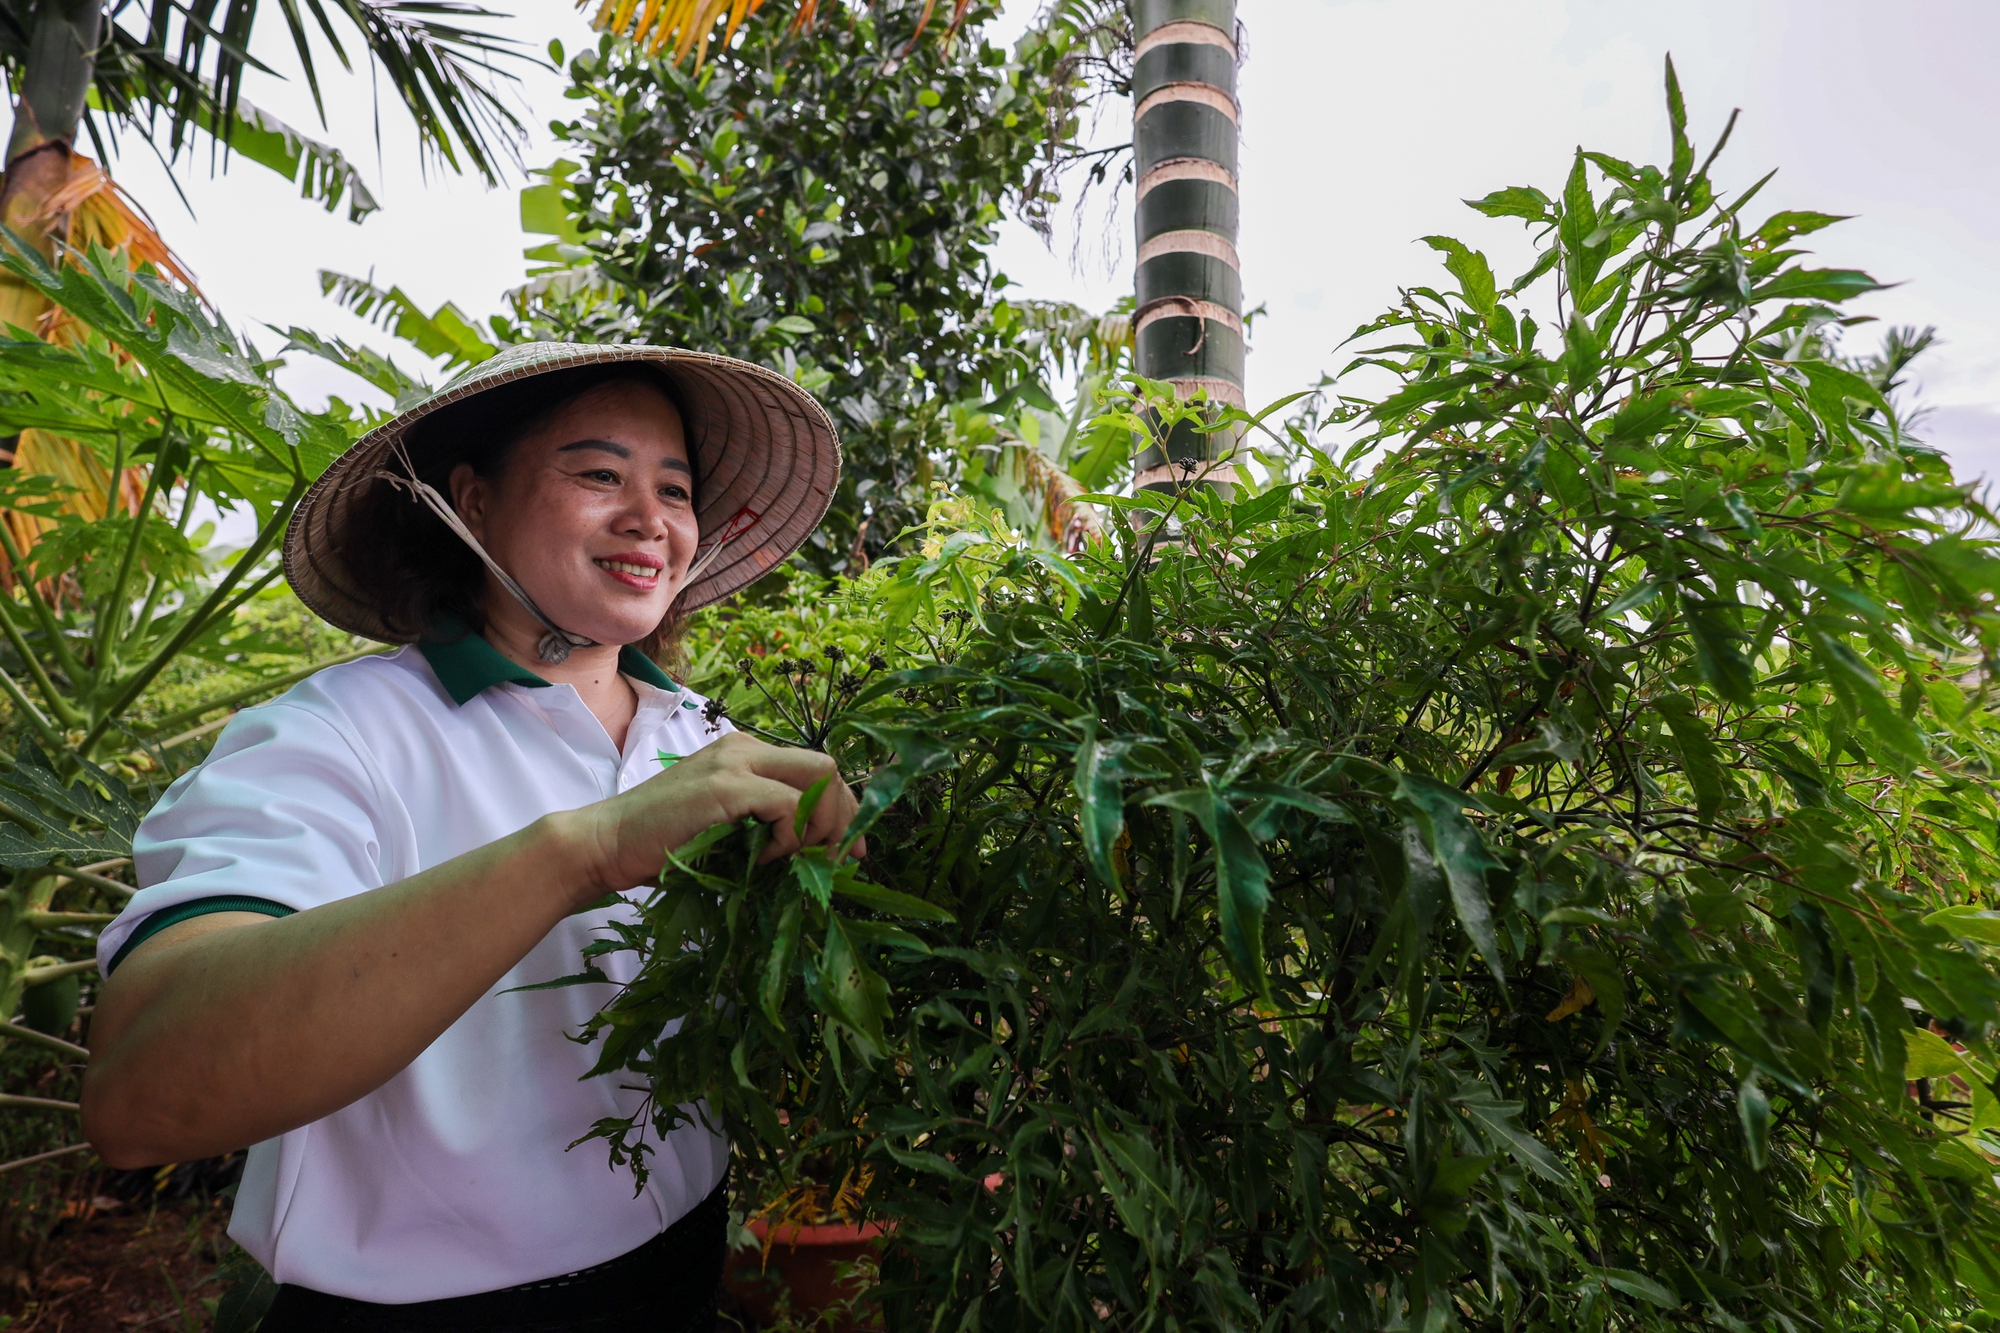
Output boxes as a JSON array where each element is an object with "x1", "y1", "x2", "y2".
[{"x1": 40, "y1": 0, "x2": 2000, "y2": 478}]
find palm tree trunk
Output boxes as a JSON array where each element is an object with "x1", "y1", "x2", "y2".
[
  {"x1": 1129, "y1": 0, "x2": 1240, "y2": 499},
  {"x1": 0, "y1": 0, "x2": 102, "y2": 330}
]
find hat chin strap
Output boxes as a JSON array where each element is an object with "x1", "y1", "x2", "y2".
[{"x1": 376, "y1": 444, "x2": 735, "y2": 666}]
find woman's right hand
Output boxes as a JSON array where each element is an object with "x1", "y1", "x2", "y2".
[
  {"x1": 559, "y1": 732, "x2": 865, "y2": 904},
  {"x1": 86, "y1": 739, "x2": 863, "y2": 1168}
]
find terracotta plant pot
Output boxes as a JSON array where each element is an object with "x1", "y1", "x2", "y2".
[{"x1": 723, "y1": 1218, "x2": 889, "y2": 1331}]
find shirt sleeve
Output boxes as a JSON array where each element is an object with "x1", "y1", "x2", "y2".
[{"x1": 97, "y1": 702, "x2": 393, "y2": 973}]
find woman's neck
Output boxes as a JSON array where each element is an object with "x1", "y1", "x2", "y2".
[{"x1": 479, "y1": 603, "x2": 639, "y2": 750}]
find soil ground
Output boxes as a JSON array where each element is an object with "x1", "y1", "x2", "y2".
[
  {"x1": 0, "y1": 1154, "x2": 848, "y2": 1332},
  {"x1": 1, "y1": 1183, "x2": 235, "y2": 1332}
]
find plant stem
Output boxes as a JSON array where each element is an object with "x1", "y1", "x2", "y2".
[
  {"x1": 79, "y1": 475, "x2": 305, "y2": 758},
  {"x1": 0, "y1": 660, "x2": 65, "y2": 749},
  {"x1": 140, "y1": 645, "x2": 383, "y2": 740},
  {"x1": 0, "y1": 519, "x2": 83, "y2": 686},
  {"x1": 18, "y1": 957, "x2": 96, "y2": 986},
  {"x1": 0, "y1": 1141, "x2": 90, "y2": 1173},
  {"x1": 0, "y1": 589, "x2": 82, "y2": 730},
  {"x1": 93, "y1": 433, "x2": 168, "y2": 674},
  {"x1": 50, "y1": 864, "x2": 132, "y2": 898},
  {"x1": 0, "y1": 1023, "x2": 87, "y2": 1062},
  {"x1": 19, "y1": 911, "x2": 114, "y2": 929}
]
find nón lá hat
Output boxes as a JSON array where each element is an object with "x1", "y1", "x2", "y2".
[{"x1": 283, "y1": 342, "x2": 841, "y2": 655}]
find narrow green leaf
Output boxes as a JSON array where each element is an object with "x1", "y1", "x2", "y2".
[
  {"x1": 819, "y1": 914, "x2": 892, "y2": 1060},
  {"x1": 1604, "y1": 1268, "x2": 1680, "y2": 1309},
  {"x1": 1664, "y1": 55, "x2": 1693, "y2": 184},
  {"x1": 1738, "y1": 1074, "x2": 1771, "y2": 1170},
  {"x1": 836, "y1": 722, "x2": 958, "y2": 840},
  {"x1": 1564, "y1": 315, "x2": 1601, "y2": 388},
  {"x1": 793, "y1": 773, "x2": 832, "y2": 843},
  {"x1": 832, "y1": 879, "x2": 956, "y2": 922},
  {"x1": 1685, "y1": 599, "x2": 1756, "y2": 706},
  {"x1": 1749, "y1": 267, "x2": 1884, "y2": 304},
  {"x1": 1455, "y1": 1088, "x2": 1569, "y2": 1183},
  {"x1": 1925, "y1": 905, "x2": 2000, "y2": 947},
  {"x1": 1145, "y1": 784, "x2": 1273, "y2": 998},
  {"x1": 1754, "y1": 210, "x2": 1848, "y2": 245},
  {"x1": 1807, "y1": 628, "x2": 1925, "y2": 769},
  {"x1": 760, "y1": 897, "x2": 804, "y2": 1025},
  {"x1": 1422, "y1": 236, "x2": 1497, "y2": 317},
  {"x1": 1074, "y1": 722, "x2": 1128, "y2": 889},
  {"x1": 1904, "y1": 1028, "x2": 1970, "y2": 1080},
  {"x1": 792, "y1": 848, "x2": 835, "y2": 908},
  {"x1": 1397, "y1": 772, "x2": 1507, "y2": 987},
  {"x1": 1465, "y1": 186, "x2": 1554, "y2": 222},
  {"x1": 1652, "y1": 693, "x2": 1730, "y2": 821}
]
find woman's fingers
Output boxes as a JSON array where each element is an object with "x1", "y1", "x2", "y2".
[
  {"x1": 735, "y1": 774, "x2": 808, "y2": 863},
  {"x1": 709, "y1": 743, "x2": 859, "y2": 863},
  {"x1": 610, "y1": 734, "x2": 863, "y2": 878},
  {"x1": 744, "y1": 742, "x2": 841, "y2": 789},
  {"x1": 800, "y1": 770, "x2": 844, "y2": 845}
]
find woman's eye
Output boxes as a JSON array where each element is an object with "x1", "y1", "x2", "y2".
[
  {"x1": 661, "y1": 484, "x2": 691, "y2": 502},
  {"x1": 586, "y1": 469, "x2": 620, "y2": 484}
]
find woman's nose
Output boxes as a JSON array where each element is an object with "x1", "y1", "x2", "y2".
[{"x1": 615, "y1": 489, "x2": 676, "y2": 539}]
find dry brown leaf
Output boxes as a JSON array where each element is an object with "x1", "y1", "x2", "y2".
[{"x1": 1545, "y1": 973, "x2": 1596, "y2": 1023}]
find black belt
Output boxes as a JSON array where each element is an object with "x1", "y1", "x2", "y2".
[{"x1": 260, "y1": 1178, "x2": 728, "y2": 1333}]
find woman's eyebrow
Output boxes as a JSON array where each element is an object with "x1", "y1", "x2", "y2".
[
  {"x1": 555, "y1": 440, "x2": 691, "y2": 473},
  {"x1": 557, "y1": 438, "x2": 630, "y2": 459}
]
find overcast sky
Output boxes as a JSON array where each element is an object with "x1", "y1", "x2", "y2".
[{"x1": 55, "y1": 0, "x2": 2000, "y2": 479}]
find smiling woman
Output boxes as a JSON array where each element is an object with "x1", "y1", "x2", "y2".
[
  {"x1": 347, "y1": 365, "x2": 700, "y2": 672},
  {"x1": 74, "y1": 343, "x2": 855, "y2": 1332}
]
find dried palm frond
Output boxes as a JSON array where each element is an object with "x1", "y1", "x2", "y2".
[
  {"x1": 0, "y1": 152, "x2": 192, "y2": 593},
  {"x1": 1016, "y1": 442, "x2": 1101, "y2": 552},
  {"x1": 585, "y1": 0, "x2": 774, "y2": 65},
  {"x1": 48, "y1": 157, "x2": 201, "y2": 295},
  {"x1": 584, "y1": 0, "x2": 969, "y2": 66}
]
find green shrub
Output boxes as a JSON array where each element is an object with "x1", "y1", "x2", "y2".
[{"x1": 575, "y1": 69, "x2": 2000, "y2": 1329}]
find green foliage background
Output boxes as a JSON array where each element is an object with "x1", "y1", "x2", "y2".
[
  {"x1": 510, "y1": 0, "x2": 1081, "y2": 571},
  {"x1": 0, "y1": 244, "x2": 369, "y2": 1281},
  {"x1": 2, "y1": 43, "x2": 1999, "y2": 1333}
]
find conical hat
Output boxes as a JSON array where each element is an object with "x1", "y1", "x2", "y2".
[{"x1": 283, "y1": 342, "x2": 841, "y2": 642}]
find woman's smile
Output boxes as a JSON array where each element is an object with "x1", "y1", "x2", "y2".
[{"x1": 594, "y1": 552, "x2": 664, "y2": 589}]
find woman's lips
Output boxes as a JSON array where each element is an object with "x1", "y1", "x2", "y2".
[{"x1": 594, "y1": 557, "x2": 661, "y2": 589}]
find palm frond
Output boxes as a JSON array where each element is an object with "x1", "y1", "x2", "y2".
[
  {"x1": 318, "y1": 268, "x2": 497, "y2": 369},
  {"x1": 85, "y1": 0, "x2": 529, "y2": 188},
  {"x1": 276, "y1": 325, "x2": 430, "y2": 408},
  {"x1": 199, "y1": 92, "x2": 381, "y2": 220}
]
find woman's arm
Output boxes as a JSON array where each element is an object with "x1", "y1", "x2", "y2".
[{"x1": 81, "y1": 733, "x2": 859, "y2": 1167}]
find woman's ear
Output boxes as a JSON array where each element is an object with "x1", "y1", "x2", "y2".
[{"x1": 448, "y1": 462, "x2": 488, "y2": 541}]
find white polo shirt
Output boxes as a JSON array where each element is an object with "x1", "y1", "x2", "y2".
[{"x1": 96, "y1": 633, "x2": 731, "y2": 1303}]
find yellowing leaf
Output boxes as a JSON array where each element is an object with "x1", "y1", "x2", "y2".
[{"x1": 1546, "y1": 974, "x2": 1596, "y2": 1023}]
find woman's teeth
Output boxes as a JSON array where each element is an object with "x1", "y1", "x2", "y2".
[{"x1": 596, "y1": 560, "x2": 657, "y2": 577}]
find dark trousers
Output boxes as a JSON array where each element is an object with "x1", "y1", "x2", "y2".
[{"x1": 259, "y1": 1180, "x2": 728, "y2": 1332}]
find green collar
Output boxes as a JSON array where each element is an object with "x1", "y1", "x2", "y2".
[{"x1": 417, "y1": 619, "x2": 680, "y2": 706}]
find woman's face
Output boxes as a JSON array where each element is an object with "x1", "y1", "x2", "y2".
[{"x1": 450, "y1": 380, "x2": 698, "y2": 648}]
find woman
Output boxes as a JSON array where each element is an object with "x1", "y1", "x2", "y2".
[{"x1": 80, "y1": 344, "x2": 856, "y2": 1331}]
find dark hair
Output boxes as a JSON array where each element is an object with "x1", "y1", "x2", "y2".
[{"x1": 344, "y1": 362, "x2": 692, "y2": 669}]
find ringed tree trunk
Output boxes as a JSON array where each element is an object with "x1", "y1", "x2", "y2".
[{"x1": 1128, "y1": 0, "x2": 1241, "y2": 501}]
